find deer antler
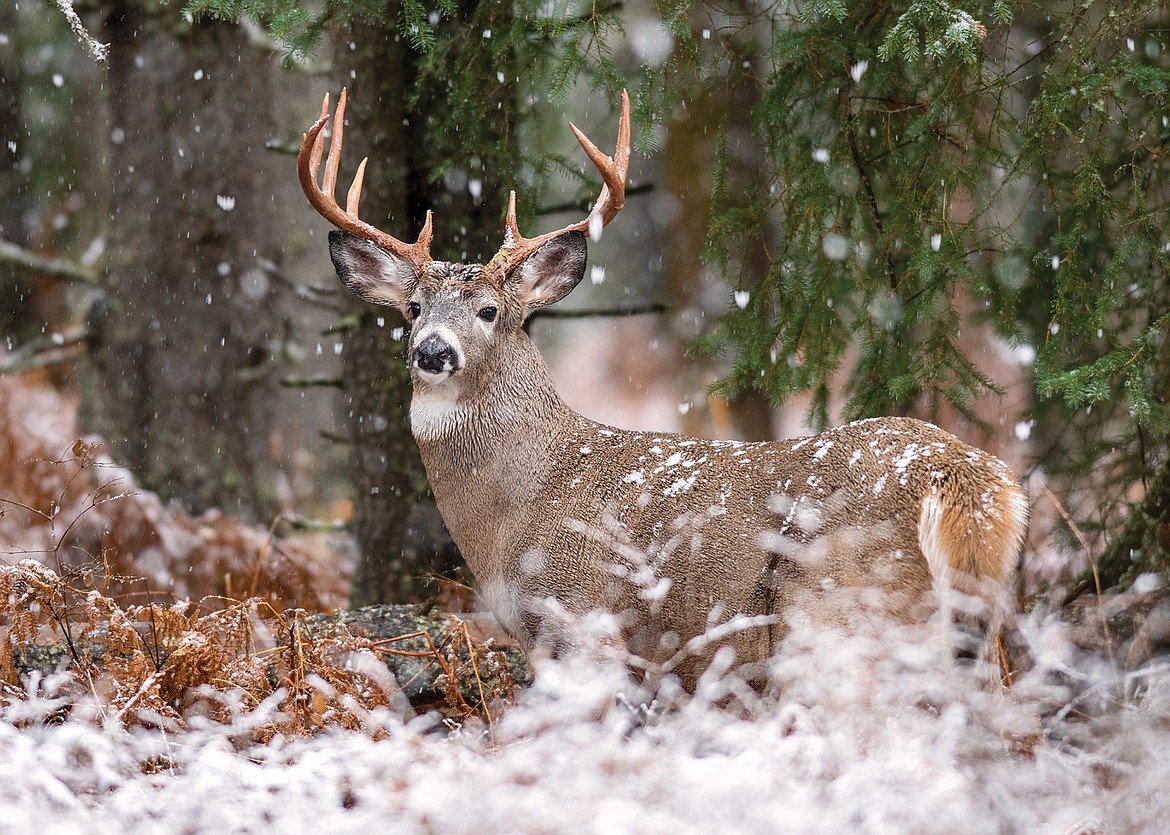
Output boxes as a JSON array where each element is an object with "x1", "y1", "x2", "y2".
[
  {"x1": 298, "y1": 89, "x2": 433, "y2": 274},
  {"x1": 489, "y1": 89, "x2": 631, "y2": 277}
]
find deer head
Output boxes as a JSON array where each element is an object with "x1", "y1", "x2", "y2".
[{"x1": 298, "y1": 89, "x2": 630, "y2": 400}]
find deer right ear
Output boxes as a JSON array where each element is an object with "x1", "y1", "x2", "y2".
[{"x1": 329, "y1": 230, "x2": 418, "y2": 313}]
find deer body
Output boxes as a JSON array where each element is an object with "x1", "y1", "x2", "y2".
[
  {"x1": 300, "y1": 90, "x2": 1028, "y2": 688},
  {"x1": 406, "y1": 319, "x2": 1025, "y2": 683}
]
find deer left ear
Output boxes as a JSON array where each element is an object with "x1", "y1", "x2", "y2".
[{"x1": 511, "y1": 230, "x2": 587, "y2": 316}]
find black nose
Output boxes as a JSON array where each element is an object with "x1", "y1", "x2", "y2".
[{"x1": 413, "y1": 335, "x2": 455, "y2": 374}]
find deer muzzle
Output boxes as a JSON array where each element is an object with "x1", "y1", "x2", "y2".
[{"x1": 413, "y1": 332, "x2": 461, "y2": 376}]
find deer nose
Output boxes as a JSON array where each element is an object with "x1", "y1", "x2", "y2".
[{"x1": 413, "y1": 334, "x2": 457, "y2": 374}]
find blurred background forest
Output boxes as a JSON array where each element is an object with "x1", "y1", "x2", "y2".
[{"x1": 2, "y1": 0, "x2": 1169, "y2": 614}]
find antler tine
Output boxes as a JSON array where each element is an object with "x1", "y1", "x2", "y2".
[
  {"x1": 568, "y1": 89, "x2": 630, "y2": 228},
  {"x1": 492, "y1": 89, "x2": 632, "y2": 275},
  {"x1": 321, "y1": 88, "x2": 347, "y2": 199},
  {"x1": 298, "y1": 89, "x2": 433, "y2": 273}
]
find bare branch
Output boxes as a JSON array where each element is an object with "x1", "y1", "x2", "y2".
[
  {"x1": 50, "y1": 0, "x2": 109, "y2": 64},
  {"x1": 0, "y1": 326, "x2": 88, "y2": 375},
  {"x1": 280, "y1": 376, "x2": 344, "y2": 389},
  {"x1": 0, "y1": 238, "x2": 98, "y2": 285},
  {"x1": 530, "y1": 302, "x2": 667, "y2": 320}
]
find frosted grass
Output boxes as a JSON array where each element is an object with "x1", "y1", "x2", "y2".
[{"x1": 2, "y1": 613, "x2": 1168, "y2": 835}]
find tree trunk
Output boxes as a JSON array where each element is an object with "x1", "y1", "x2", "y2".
[
  {"x1": 0, "y1": 4, "x2": 33, "y2": 341},
  {"x1": 84, "y1": 5, "x2": 286, "y2": 521},
  {"x1": 661, "y1": 12, "x2": 775, "y2": 443},
  {"x1": 333, "y1": 1, "x2": 514, "y2": 604}
]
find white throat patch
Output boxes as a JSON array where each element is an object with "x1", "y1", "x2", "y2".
[{"x1": 410, "y1": 389, "x2": 466, "y2": 440}]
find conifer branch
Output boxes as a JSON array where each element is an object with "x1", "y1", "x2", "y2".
[{"x1": 843, "y1": 101, "x2": 897, "y2": 291}]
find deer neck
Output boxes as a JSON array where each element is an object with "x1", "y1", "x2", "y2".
[{"x1": 409, "y1": 337, "x2": 576, "y2": 570}]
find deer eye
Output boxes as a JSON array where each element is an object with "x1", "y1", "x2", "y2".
[
  {"x1": 478, "y1": 306, "x2": 498, "y2": 323},
  {"x1": 408, "y1": 302, "x2": 421, "y2": 320}
]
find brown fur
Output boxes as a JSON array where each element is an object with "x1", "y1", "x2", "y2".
[{"x1": 327, "y1": 230, "x2": 1029, "y2": 690}]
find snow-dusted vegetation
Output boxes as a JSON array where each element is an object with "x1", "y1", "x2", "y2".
[
  {"x1": 2, "y1": 609, "x2": 1169, "y2": 833},
  {"x1": 6, "y1": 2, "x2": 1170, "y2": 829}
]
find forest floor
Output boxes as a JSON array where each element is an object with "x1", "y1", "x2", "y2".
[{"x1": 2, "y1": 373, "x2": 1169, "y2": 833}]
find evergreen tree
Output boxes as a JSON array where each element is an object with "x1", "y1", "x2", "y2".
[
  {"x1": 189, "y1": 0, "x2": 1170, "y2": 593},
  {"x1": 83, "y1": 2, "x2": 291, "y2": 522},
  {"x1": 631, "y1": 0, "x2": 1170, "y2": 589}
]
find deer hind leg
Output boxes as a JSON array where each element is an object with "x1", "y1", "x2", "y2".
[{"x1": 918, "y1": 485, "x2": 1029, "y2": 670}]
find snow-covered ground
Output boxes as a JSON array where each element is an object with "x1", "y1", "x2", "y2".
[{"x1": 3, "y1": 612, "x2": 1167, "y2": 835}]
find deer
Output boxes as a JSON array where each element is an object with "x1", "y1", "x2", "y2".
[{"x1": 298, "y1": 89, "x2": 1029, "y2": 692}]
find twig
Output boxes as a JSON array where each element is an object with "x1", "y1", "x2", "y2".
[
  {"x1": 539, "y1": 181, "x2": 652, "y2": 216},
  {"x1": 142, "y1": 602, "x2": 164, "y2": 672},
  {"x1": 1044, "y1": 485, "x2": 1118, "y2": 673},
  {"x1": 280, "y1": 376, "x2": 344, "y2": 389},
  {"x1": 248, "y1": 513, "x2": 291, "y2": 600},
  {"x1": 0, "y1": 239, "x2": 97, "y2": 285},
  {"x1": 370, "y1": 629, "x2": 473, "y2": 715},
  {"x1": 284, "y1": 516, "x2": 347, "y2": 533},
  {"x1": 0, "y1": 327, "x2": 89, "y2": 375},
  {"x1": 114, "y1": 671, "x2": 163, "y2": 723},
  {"x1": 997, "y1": 633, "x2": 1014, "y2": 688},
  {"x1": 531, "y1": 302, "x2": 667, "y2": 320},
  {"x1": 452, "y1": 619, "x2": 494, "y2": 741},
  {"x1": 322, "y1": 316, "x2": 360, "y2": 335},
  {"x1": 257, "y1": 258, "x2": 346, "y2": 313},
  {"x1": 50, "y1": 0, "x2": 110, "y2": 64}
]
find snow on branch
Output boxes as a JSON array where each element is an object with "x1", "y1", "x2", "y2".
[{"x1": 51, "y1": 0, "x2": 110, "y2": 64}]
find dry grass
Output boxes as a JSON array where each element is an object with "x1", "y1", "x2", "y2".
[{"x1": 0, "y1": 374, "x2": 517, "y2": 737}]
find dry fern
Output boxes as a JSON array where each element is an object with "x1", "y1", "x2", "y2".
[
  {"x1": 0, "y1": 375, "x2": 520, "y2": 737},
  {"x1": 0, "y1": 560, "x2": 510, "y2": 736},
  {"x1": 0, "y1": 375, "x2": 349, "y2": 612}
]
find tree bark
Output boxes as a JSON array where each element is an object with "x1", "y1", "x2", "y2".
[
  {"x1": 0, "y1": 4, "x2": 33, "y2": 341},
  {"x1": 84, "y1": 5, "x2": 287, "y2": 521},
  {"x1": 332, "y1": 1, "x2": 514, "y2": 604}
]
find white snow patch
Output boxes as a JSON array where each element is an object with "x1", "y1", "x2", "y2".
[{"x1": 664, "y1": 473, "x2": 698, "y2": 497}]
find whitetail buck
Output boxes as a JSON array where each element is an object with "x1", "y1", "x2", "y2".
[{"x1": 299, "y1": 90, "x2": 1029, "y2": 689}]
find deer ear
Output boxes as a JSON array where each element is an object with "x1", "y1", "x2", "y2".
[
  {"x1": 511, "y1": 230, "x2": 588, "y2": 315},
  {"x1": 329, "y1": 230, "x2": 418, "y2": 314}
]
